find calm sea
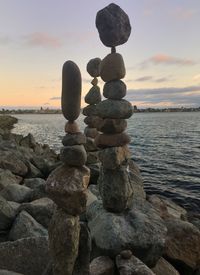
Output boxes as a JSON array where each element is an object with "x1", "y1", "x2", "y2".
[{"x1": 12, "y1": 112, "x2": 200, "y2": 213}]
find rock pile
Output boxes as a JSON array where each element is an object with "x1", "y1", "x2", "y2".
[{"x1": 46, "y1": 61, "x2": 90, "y2": 275}]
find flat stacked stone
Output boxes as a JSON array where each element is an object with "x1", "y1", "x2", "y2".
[
  {"x1": 83, "y1": 58, "x2": 102, "y2": 167},
  {"x1": 94, "y1": 3, "x2": 134, "y2": 213},
  {"x1": 46, "y1": 61, "x2": 90, "y2": 275}
]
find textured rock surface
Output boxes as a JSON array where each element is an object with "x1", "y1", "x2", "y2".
[
  {"x1": 0, "y1": 152, "x2": 28, "y2": 176},
  {"x1": 62, "y1": 133, "x2": 86, "y2": 146},
  {"x1": 46, "y1": 164, "x2": 90, "y2": 215},
  {"x1": 86, "y1": 151, "x2": 99, "y2": 165},
  {"x1": 90, "y1": 256, "x2": 115, "y2": 275},
  {"x1": 87, "y1": 58, "x2": 101, "y2": 77},
  {"x1": 100, "y1": 53, "x2": 126, "y2": 82},
  {"x1": 0, "y1": 195, "x2": 15, "y2": 230},
  {"x1": 23, "y1": 177, "x2": 47, "y2": 200},
  {"x1": 87, "y1": 200, "x2": 167, "y2": 267},
  {"x1": 85, "y1": 86, "x2": 101, "y2": 105},
  {"x1": 0, "y1": 184, "x2": 33, "y2": 203},
  {"x1": 65, "y1": 121, "x2": 80, "y2": 134},
  {"x1": 82, "y1": 105, "x2": 97, "y2": 117},
  {"x1": 84, "y1": 116, "x2": 103, "y2": 129},
  {"x1": 97, "y1": 118, "x2": 127, "y2": 134},
  {"x1": 9, "y1": 210, "x2": 47, "y2": 241},
  {"x1": 0, "y1": 237, "x2": 49, "y2": 275},
  {"x1": 152, "y1": 257, "x2": 180, "y2": 275},
  {"x1": 84, "y1": 137, "x2": 99, "y2": 152},
  {"x1": 116, "y1": 254, "x2": 155, "y2": 275},
  {"x1": 103, "y1": 80, "x2": 126, "y2": 99},
  {"x1": 60, "y1": 145, "x2": 87, "y2": 166},
  {"x1": 84, "y1": 127, "x2": 99, "y2": 139},
  {"x1": 0, "y1": 169, "x2": 21, "y2": 191},
  {"x1": 0, "y1": 271, "x2": 23, "y2": 275},
  {"x1": 96, "y1": 99, "x2": 133, "y2": 119},
  {"x1": 96, "y1": 3, "x2": 131, "y2": 47},
  {"x1": 61, "y1": 61, "x2": 82, "y2": 121},
  {"x1": 48, "y1": 208, "x2": 80, "y2": 275},
  {"x1": 95, "y1": 132, "x2": 131, "y2": 148}
]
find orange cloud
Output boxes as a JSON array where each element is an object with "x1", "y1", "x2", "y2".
[
  {"x1": 150, "y1": 54, "x2": 195, "y2": 65},
  {"x1": 24, "y1": 32, "x2": 62, "y2": 48}
]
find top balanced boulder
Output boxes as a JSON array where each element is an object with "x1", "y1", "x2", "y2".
[{"x1": 95, "y1": 3, "x2": 131, "y2": 47}]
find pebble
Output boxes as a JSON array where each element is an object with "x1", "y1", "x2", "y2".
[
  {"x1": 96, "y1": 3, "x2": 131, "y2": 47},
  {"x1": 91, "y1": 78, "x2": 98, "y2": 86},
  {"x1": 60, "y1": 145, "x2": 87, "y2": 166},
  {"x1": 97, "y1": 118, "x2": 127, "y2": 134},
  {"x1": 103, "y1": 80, "x2": 126, "y2": 99},
  {"x1": 65, "y1": 121, "x2": 80, "y2": 134},
  {"x1": 61, "y1": 61, "x2": 82, "y2": 122},
  {"x1": 100, "y1": 53, "x2": 125, "y2": 82},
  {"x1": 85, "y1": 86, "x2": 101, "y2": 105},
  {"x1": 87, "y1": 58, "x2": 101, "y2": 77},
  {"x1": 62, "y1": 133, "x2": 86, "y2": 146},
  {"x1": 120, "y1": 250, "x2": 133, "y2": 259},
  {"x1": 95, "y1": 133, "x2": 131, "y2": 148}
]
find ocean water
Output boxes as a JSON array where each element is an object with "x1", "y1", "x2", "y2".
[{"x1": 12, "y1": 112, "x2": 200, "y2": 213}]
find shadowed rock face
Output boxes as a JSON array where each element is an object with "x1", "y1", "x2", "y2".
[
  {"x1": 61, "y1": 60, "x2": 82, "y2": 122},
  {"x1": 96, "y1": 3, "x2": 131, "y2": 47}
]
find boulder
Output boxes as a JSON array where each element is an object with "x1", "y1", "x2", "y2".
[
  {"x1": 48, "y1": 208, "x2": 80, "y2": 275},
  {"x1": 84, "y1": 127, "x2": 99, "y2": 139},
  {"x1": 103, "y1": 80, "x2": 126, "y2": 99},
  {"x1": 85, "y1": 86, "x2": 101, "y2": 105},
  {"x1": 87, "y1": 200, "x2": 167, "y2": 267},
  {"x1": 61, "y1": 61, "x2": 82, "y2": 121},
  {"x1": 0, "y1": 237, "x2": 49, "y2": 275},
  {"x1": 23, "y1": 177, "x2": 46, "y2": 200},
  {"x1": 0, "y1": 184, "x2": 33, "y2": 203},
  {"x1": 0, "y1": 169, "x2": 22, "y2": 191},
  {"x1": 82, "y1": 105, "x2": 97, "y2": 117},
  {"x1": 65, "y1": 121, "x2": 80, "y2": 134},
  {"x1": 46, "y1": 164, "x2": 90, "y2": 215},
  {"x1": 0, "y1": 152, "x2": 28, "y2": 176},
  {"x1": 0, "y1": 196, "x2": 16, "y2": 230},
  {"x1": 9, "y1": 210, "x2": 47, "y2": 241},
  {"x1": 90, "y1": 256, "x2": 115, "y2": 275},
  {"x1": 97, "y1": 118, "x2": 127, "y2": 134},
  {"x1": 96, "y1": 3, "x2": 131, "y2": 47},
  {"x1": 87, "y1": 58, "x2": 101, "y2": 77},
  {"x1": 87, "y1": 163, "x2": 100, "y2": 185},
  {"x1": 60, "y1": 145, "x2": 87, "y2": 166},
  {"x1": 96, "y1": 99, "x2": 133, "y2": 119},
  {"x1": 152, "y1": 257, "x2": 180, "y2": 275},
  {"x1": 84, "y1": 116, "x2": 103, "y2": 128},
  {"x1": 100, "y1": 53, "x2": 126, "y2": 82},
  {"x1": 20, "y1": 133, "x2": 36, "y2": 149},
  {"x1": 26, "y1": 161, "x2": 44, "y2": 178},
  {"x1": 116, "y1": 253, "x2": 155, "y2": 275}
]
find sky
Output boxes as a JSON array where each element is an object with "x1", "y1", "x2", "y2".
[{"x1": 0, "y1": 0, "x2": 200, "y2": 109}]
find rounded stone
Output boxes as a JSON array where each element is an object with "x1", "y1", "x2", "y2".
[
  {"x1": 120, "y1": 250, "x2": 133, "y2": 259},
  {"x1": 61, "y1": 61, "x2": 82, "y2": 121},
  {"x1": 85, "y1": 86, "x2": 101, "y2": 105},
  {"x1": 84, "y1": 116, "x2": 103, "y2": 128},
  {"x1": 97, "y1": 118, "x2": 127, "y2": 134},
  {"x1": 96, "y1": 3, "x2": 131, "y2": 47},
  {"x1": 103, "y1": 80, "x2": 126, "y2": 99},
  {"x1": 91, "y1": 78, "x2": 98, "y2": 86},
  {"x1": 84, "y1": 127, "x2": 99, "y2": 139},
  {"x1": 60, "y1": 145, "x2": 87, "y2": 166},
  {"x1": 62, "y1": 133, "x2": 86, "y2": 146},
  {"x1": 96, "y1": 99, "x2": 133, "y2": 119},
  {"x1": 87, "y1": 58, "x2": 101, "y2": 77},
  {"x1": 95, "y1": 133, "x2": 131, "y2": 148},
  {"x1": 82, "y1": 105, "x2": 97, "y2": 117},
  {"x1": 100, "y1": 53, "x2": 125, "y2": 82},
  {"x1": 65, "y1": 121, "x2": 80, "y2": 134}
]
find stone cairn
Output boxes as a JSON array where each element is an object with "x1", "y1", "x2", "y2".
[
  {"x1": 46, "y1": 61, "x2": 90, "y2": 275},
  {"x1": 94, "y1": 3, "x2": 134, "y2": 212},
  {"x1": 83, "y1": 58, "x2": 102, "y2": 181}
]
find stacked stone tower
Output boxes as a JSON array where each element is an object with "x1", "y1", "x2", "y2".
[
  {"x1": 46, "y1": 61, "x2": 90, "y2": 275},
  {"x1": 94, "y1": 3, "x2": 134, "y2": 212}
]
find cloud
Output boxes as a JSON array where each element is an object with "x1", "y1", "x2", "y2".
[
  {"x1": 141, "y1": 54, "x2": 196, "y2": 68},
  {"x1": 135, "y1": 76, "x2": 153, "y2": 82},
  {"x1": 193, "y1": 74, "x2": 200, "y2": 80},
  {"x1": 172, "y1": 8, "x2": 197, "y2": 20},
  {"x1": 126, "y1": 85, "x2": 200, "y2": 107},
  {"x1": 50, "y1": 97, "x2": 61, "y2": 100},
  {"x1": 135, "y1": 75, "x2": 171, "y2": 83},
  {"x1": 23, "y1": 32, "x2": 62, "y2": 48}
]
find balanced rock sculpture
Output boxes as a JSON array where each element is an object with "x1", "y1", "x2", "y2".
[{"x1": 46, "y1": 61, "x2": 90, "y2": 275}]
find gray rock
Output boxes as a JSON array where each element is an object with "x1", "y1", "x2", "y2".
[
  {"x1": 19, "y1": 198, "x2": 55, "y2": 228},
  {"x1": 116, "y1": 254, "x2": 155, "y2": 275},
  {"x1": 96, "y1": 3, "x2": 131, "y2": 47},
  {"x1": 0, "y1": 169, "x2": 21, "y2": 191},
  {"x1": 84, "y1": 127, "x2": 99, "y2": 139},
  {"x1": 98, "y1": 165, "x2": 133, "y2": 212},
  {"x1": 86, "y1": 151, "x2": 99, "y2": 165},
  {"x1": 0, "y1": 270, "x2": 23, "y2": 275},
  {"x1": 100, "y1": 53, "x2": 126, "y2": 82},
  {"x1": 0, "y1": 237, "x2": 49, "y2": 275},
  {"x1": 31, "y1": 156, "x2": 58, "y2": 178},
  {"x1": 73, "y1": 222, "x2": 91, "y2": 275},
  {"x1": 84, "y1": 137, "x2": 99, "y2": 152},
  {"x1": 0, "y1": 196, "x2": 16, "y2": 230},
  {"x1": 95, "y1": 132, "x2": 131, "y2": 148},
  {"x1": 96, "y1": 99, "x2": 133, "y2": 119},
  {"x1": 84, "y1": 116, "x2": 103, "y2": 128},
  {"x1": 9, "y1": 210, "x2": 47, "y2": 241},
  {"x1": 86, "y1": 189, "x2": 98, "y2": 207},
  {"x1": 20, "y1": 133, "x2": 36, "y2": 149},
  {"x1": 61, "y1": 61, "x2": 82, "y2": 121},
  {"x1": 60, "y1": 145, "x2": 87, "y2": 166},
  {"x1": 82, "y1": 105, "x2": 97, "y2": 117},
  {"x1": 48, "y1": 208, "x2": 80, "y2": 275},
  {"x1": 97, "y1": 118, "x2": 127, "y2": 134},
  {"x1": 62, "y1": 133, "x2": 86, "y2": 146},
  {"x1": 90, "y1": 256, "x2": 115, "y2": 275},
  {"x1": 26, "y1": 161, "x2": 44, "y2": 178},
  {"x1": 85, "y1": 86, "x2": 101, "y2": 105},
  {"x1": 152, "y1": 257, "x2": 180, "y2": 275},
  {"x1": 0, "y1": 184, "x2": 33, "y2": 203},
  {"x1": 103, "y1": 80, "x2": 126, "y2": 99},
  {"x1": 87, "y1": 200, "x2": 167, "y2": 267},
  {"x1": 46, "y1": 164, "x2": 90, "y2": 215},
  {"x1": 87, "y1": 58, "x2": 101, "y2": 78},
  {"x1": 23, "y1": 177, "x2": 46, "y2": 200},
  {"x1": 7, "y1": 201, "x2": 21, "y2": 215}
]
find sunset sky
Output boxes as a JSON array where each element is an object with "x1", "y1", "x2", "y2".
[{"x1": 0, "y1": 0, "x2": 200, "y2": 109}]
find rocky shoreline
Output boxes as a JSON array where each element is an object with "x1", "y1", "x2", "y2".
[{"x1": 0, "y1": 116, "x2": 199, "y2": 275}]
